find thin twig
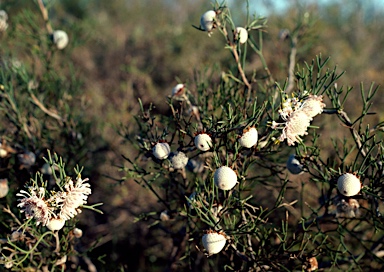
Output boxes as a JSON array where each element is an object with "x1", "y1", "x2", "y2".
[
  {"x1": 30, "y1": 93, "x2": 64, "y2": 124},
  {"x1": 286, "y1": 36, "x2": 298, "y2": 93},
  {"x1": 37, "y1": 0, "x2": 53, "y2": 34},
  {"x1": 54, "y1": 231, "x2": 60, "y2": 253},
  {"x1": 241, "y1": 209, "x2": 256, "y2": 262},
  {"x1": 219, "y1": 22, "x2": 252, "y2": 111},
  {"x1": 229, "y1": 243, "x2": 252, "y2": 262},
  {"x1": 3, "y1": 205, "x2": 23, "y2": 226},
  {"x1": 323, "y1": 108, "x2": 366, "y2": 157}
]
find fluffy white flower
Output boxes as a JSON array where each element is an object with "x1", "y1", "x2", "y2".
[
  {"x1": 170, "y1": 151, "x2": 188, "y2": 169},
  {"x1": 17, "y1": 175, "x2": 92, "y2": 226},
  {"x1": 17, "y1": 187, "x2": 53, "y2": 226},
  {"x1": 273, "y1": 94, "x2": 325, "y2": 146},
  {"x1": 59, "y1": 176, "x2": 92, "y2": 220},
  {"x1": 300, "y1": 95, "x2": 326, "y2": 118},
  {"x1": 279, "y1": 110, "x2": 312, "y2": 146}
]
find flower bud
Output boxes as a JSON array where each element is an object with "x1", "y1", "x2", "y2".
[
  {"x1": 0, "y1": 179, "x2": 9, "y2": 198},
  {"x1": 0, "y1": 10, "x2": 8, "y2": 32},
  {"x1": 286, "y1": 154, "x2": 304, "y2": 175},
  {"x1": 160, "y1": 210, "x2": 170, "y2": 221},
  {"x1": 0, "y1": 145, "x2": 7, "y2": 158},
  {"x1": 235, "y1": 27, "x2": 248, "y2": 44},
  {"x1": 52, "y1": 30, "x2": 69, "y2": 50},
  {"x1": 152, "y1": 142, "x2": 171, "y2": 160},
  {"x1": 200, "y1": 10, "x2": 216, "y2": 33},
  {"x1": 238, "y1": 127, "x2": 258, "y2": 148},
  {"x1": 214, "y1": 166, "x2": 237, "y2": 190},
  {"x1": 172, "y1": 83, "x2": 185, "y2": 96},
  {"x1": 73, "y1": 228, "x2": 83, "y2": 238},
  {"x1": 17, "y1": 151, "x2": 36, "y2": 168},
  {"x1": 46, "y1": 218, "x2": 66, "y2": 231},
  {"x1": 337, "y1": 173, "x2": 361, "y2": 197},
  {"x1": 194, "y1": 133, "x2": 212, "y2": 151},
  {"x1": 202, "y1": 231, "x2": 226, "y2": 255}
]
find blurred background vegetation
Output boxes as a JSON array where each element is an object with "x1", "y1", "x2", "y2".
[{"x1": 0, "y1": 0, "x2": 383, "y2": 270}]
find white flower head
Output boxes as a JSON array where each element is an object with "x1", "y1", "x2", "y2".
[
  {"x1": 59, "y1": 176, "x2": 92, "y2": 220},
  {"x1": 170, "y1": 151, "x2": 188, "y2": 169},
  {"x1": 273, "y1": 93, "x2": 325, "y2": 146},
  {"x1": 17, "y1": 187, "x2": 53, "y2": 226},
  {"x1": 279, "y1": 110, "x2": 311, "y2": 146},
  {"x1": 17, "y1": 173, "x2": 92, "y2": 226},
  {"x1": 300, "y1": 95, "x2": 326, "y2": 118}
]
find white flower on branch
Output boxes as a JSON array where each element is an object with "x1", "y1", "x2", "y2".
[
  {"x1": 273, "y1": 94, "x2": 326, "y2": 146},
  {"x1": 17, "y1": 175, "x2": 92, "y2": 226},
  {"x1": 17, "y1": 187, "x2": 53, "y2": 226},
  {"x1": 300, "y1": 95, "x2": 326, "y2": 118},
  {"x1": 279, "y1": 110, "x2": 312, "y2": 146},
  {"x1": 59, "y1": 176, "x2": 92, "y2": 220}
]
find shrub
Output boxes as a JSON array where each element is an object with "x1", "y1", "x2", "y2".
[
  {"x1": 0, "y1": 1, "x2": 102, "y2": 270},
  {"x1": 122, "y1": 1, "x2": 384, "y2": 271}
]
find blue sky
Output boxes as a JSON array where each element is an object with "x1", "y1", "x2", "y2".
[{"x1": 249, "y1": 0, "x2": 384, "y2": 16}]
